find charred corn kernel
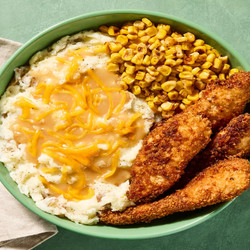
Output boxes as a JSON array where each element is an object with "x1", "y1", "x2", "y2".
[
  {"x1": 116, "y1": 35, "x2": 129, "y2": 46},
  {"x1": 176, "y1": 65, "x2": 183, "y2": 72},
  {"x1": 121, "y1": 72, "x2": 128, "y2": 78},
  {"x1": 179, "y1": 89, "x2": 188, "y2": 97},
  {"x1": 161, "y1": 81, "x2": 177, "y2": 92},
  {"x1": 212, "y1": 49, "x2": 221, "y2": 57},
  {"x1": 165, "y1": 59, "x2": 176, "y2": 67},
  {"x1": 174, "y1": 36, "x2": 188, "y2": 43},
  {"x1": 148, "y1": 36, "x2": 158, "y2": 44},
  {"x1": 122, "y1": 49, "x2": 134, "y2": 61},
  {"x1": 142, "y1": 55, "x2": 151, "y2": 66},
  {"x1": 107, "y1": 63, "x2": 119, "y2": 72},
  {"x1": 182, "y1": 65, "x2": 192, "y2": 72},
  {"x1": 138, "y1": 30, "x2": 146, "y2": 37},
  {"x1": 199, "y1": 71, "x2": 210, "y2": 79},
  {"x1": 175, "y1": 45, "x2": 183, "y2": 58},
  {"x1": 108, "y1": 26, "x2": 119, "y2": 36},
  {"x1": 193, "y1": 46, "x2": 207, "y2": 54},
  {"x1": 99, "y1": 25, "x2": 109, "y2": 33},
  {"x1": 135, "y1": 65, "x2": 146, "y2": 71},
  {"x1": 132, "y1": 85, "x2": 141, "y2": 95},
  {"x1": 194, "y1": 39, "x2": 204, "y2": 46},
  {"x1": 229, "y1": 68, "x2": 239, "y2": 76},
  {"x1": 131, "y1": 53, "x2": 144, "y2": 65},
  {"x1": 138, "y1": 80, "x2": 150, "y2": 88},
  {"x1": 128, "y1": 26, "x2": 138, "y2": 34},
  {"x1": 162, "y1": 110, "x2": 175, "y2": 118},
  {"x1": 184, "y1": 85, "x2": 194, "y2": 95},
  {"x1": 145, "y1": 26, "x2": 158, "y2": 37},
  {"x1": 152, "y1": 96, "x2": 160, "y2": 105},
  {"x1": 222, "y1": 63, "x2": 230, "y2": 73},
  {"x1": 175, "y1": 80, "x2": 184, "y2": 91},
  {"x1": 161, "y1": 101, "x2": 174, "y2": 111},
  {"x1": 182, "y1": 98, "x2": 192, "y2": 105},
  {"x1": 119, "y1": 80, "x2": 128, "y2": 90},
  {"x1": 195, "y1": 79, "x2": 206, "y2": 90},
  {"x1": 135, "y1": 71, "x2": 146, "y2": 80},
  {"x1": 187, "y1": 90, "x2": 199, "y2": 101},
  {"x1": 210, "y1": 75, "x2": 218, "y2": 81},
  {"x1": 168, "y1": 90, "x2": 179, "y2": 100},
  {"x1": 108, "y1": 42, "x2": 122, "y2": 52},
  {"x1": 179, "y1": 71, "x2": 194, "y2": 80},
  {"x1": 213, "y1": 58, "x2": 223, "y2": 70},
  {"x1": 142, "y1": 17, "x2": 153, "y2": 27},
  {"x1": 219, "y1": 56, "x2": 228, "y2": 63},
  {"x1": 173, "y1": 103, "x2": 179, "y2": 110},
  {"x1": 182, "y1": 79, "x2": 194, "y2": 87},
  {"x1": 119, "y1": 47, "x2": 126, "y2": 56},
  {"x1": 165, "y1": 36, "x2": 176, "y2": 46},
  {"x1": 110, "y1": 53, "x2": 123, "y2": 63},
  {"x1": 129, "y1": 43, "x2": 137, "y2": 50},
  {"x1": 179, "y1": 103, "x2": 185, "y2": 110},
  {"x1": 140, "y1": 35, "x2": 150, "y2": 43},
  {"x1": 182, "y1": 42, "x2": 191, "y2": 50},
  {"x1": 219, "y1": 73, "x2": 225, "y2": 80},
  {"x1": 157, "y1": 65, "x2": 172, "y2": 76},
  {"x1": 146, "y1": 66, "x2": 159, "y2": 76},
  {"x1": 184, "y1": 32, "x2": 195, "y2": 42},
  {"x1": 147, "y1": 101, "x2": 157, "y2": 112},
  {"x1": 156, "y1": 29, "x2": 167, "y2": 39},
  {"x1": 192, "y1": 67, "x2": 201, "y2": 75},
  {"x1": 202, "y1": 61, "x2": 213, "y2": 69},
  {"x1": 127, "y1": 34, "x2": 138, "y2": 40},
  {"x1": 120, "y1": 28, "x2": 129, "y2": 35},
  {"x1": 119, "y1": 64, "x2": 125, "y2": 73},
  {"x1": 145, "y1": 73, "x2": 156, "y2": 83},
  {"x1": 136, "y1": 43, "x2": 148, "y2": 54},
  {"x1": 123, "y1": 74, "x2": 135, "y2": 85},
  {"x1": 149, "y1": 40, "x2": 161, "y2": 50},
  {"x1": 126, "y1": 65, "x2": 136, "y2": 74},
  {"x1": 151, "y1": 56, "x2": 159, "y2": 65},
  {"x1": 134, "y1": 20, "x2": 145, "y2": 30},
  {"x1": 150, "y1": 81, "x2": 162, "y2": 91}
]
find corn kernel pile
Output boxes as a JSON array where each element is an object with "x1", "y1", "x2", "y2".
[{"x1": 100, "y1": 18, "x2": 238, "y2": 118}]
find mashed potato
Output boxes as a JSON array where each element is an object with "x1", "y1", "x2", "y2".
[{"x1": 0, "y1": 31, "x2": 155, "y2": 224}]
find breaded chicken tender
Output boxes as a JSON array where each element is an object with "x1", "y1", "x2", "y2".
[
  {"x1": 173, "y1": 113, "x2": 250, "y2": 190},
  {"x1": 188, "y1": 72, "x2": 250, "y2": 130},
  {"x1": 99, "y1": 158, "x2": 250, "y2": 225},
  {"x1": 127, "y1": 112, "x2": 212, "y2": 203},
  {"x1": 128, "y1": 72, "x2": 250, "y2": 203}
]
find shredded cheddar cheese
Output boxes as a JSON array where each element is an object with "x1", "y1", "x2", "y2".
[{"x1": 13, "y1": 49, "x2": 145, "y2": 202}]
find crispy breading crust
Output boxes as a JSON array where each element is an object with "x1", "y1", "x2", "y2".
[
  {"x1": 172, "y1": 113, "x2": 250, "y2": 190},
  {"x1": 99, "y1": 158, "x2": 250, "y2": 225},
  {"x1": 188, "y1": 72, "x2": 250, "y2": 130},
  {"x1": 127, "y1": 112, "x2": 212, "y2": 203},
  {"x1": 128, "y1": 72, "x2": 250, "y2": 203}
]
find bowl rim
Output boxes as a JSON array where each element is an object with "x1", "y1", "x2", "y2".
[{"x1": 0, "y1": 9, "x2": 248, "y2": 239}]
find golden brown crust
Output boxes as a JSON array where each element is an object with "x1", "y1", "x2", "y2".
[
  {"x1": 127, "y1": 112, "x2": 212, "y2": 203},
  {"x1": 188, "y1": 71, "x2": 250, "y2": 130},
  {"x1": 172, "y1": 113, "x2": 250, "y2": 189},
  {"x1": 99, "y1": 158, "x2": 250, "y2": 225}
]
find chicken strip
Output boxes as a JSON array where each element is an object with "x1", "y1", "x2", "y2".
[
  {"x1": 127, "y1": 112, "x2": 212, "y2": 203},
  {"x1": 99, "y1": 158, "x2": 250, "y2": 225},
  {"x1": 128, "y1": 72, "x2": 250, "y2": 203},
  {"x1": 172, "y1": 113, "x2": 250, "y2": 190},
  {"x1": 188, "y1": 71, "x2": 250, "y2": 130}
]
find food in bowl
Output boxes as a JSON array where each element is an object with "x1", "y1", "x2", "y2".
[{"x1": 0, "y1": 17, "x2": 249, "y2": 226}]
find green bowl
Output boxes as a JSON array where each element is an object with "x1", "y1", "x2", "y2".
[{"x1": 0, "y1": 10, "x2": 249, "y2": 239}]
